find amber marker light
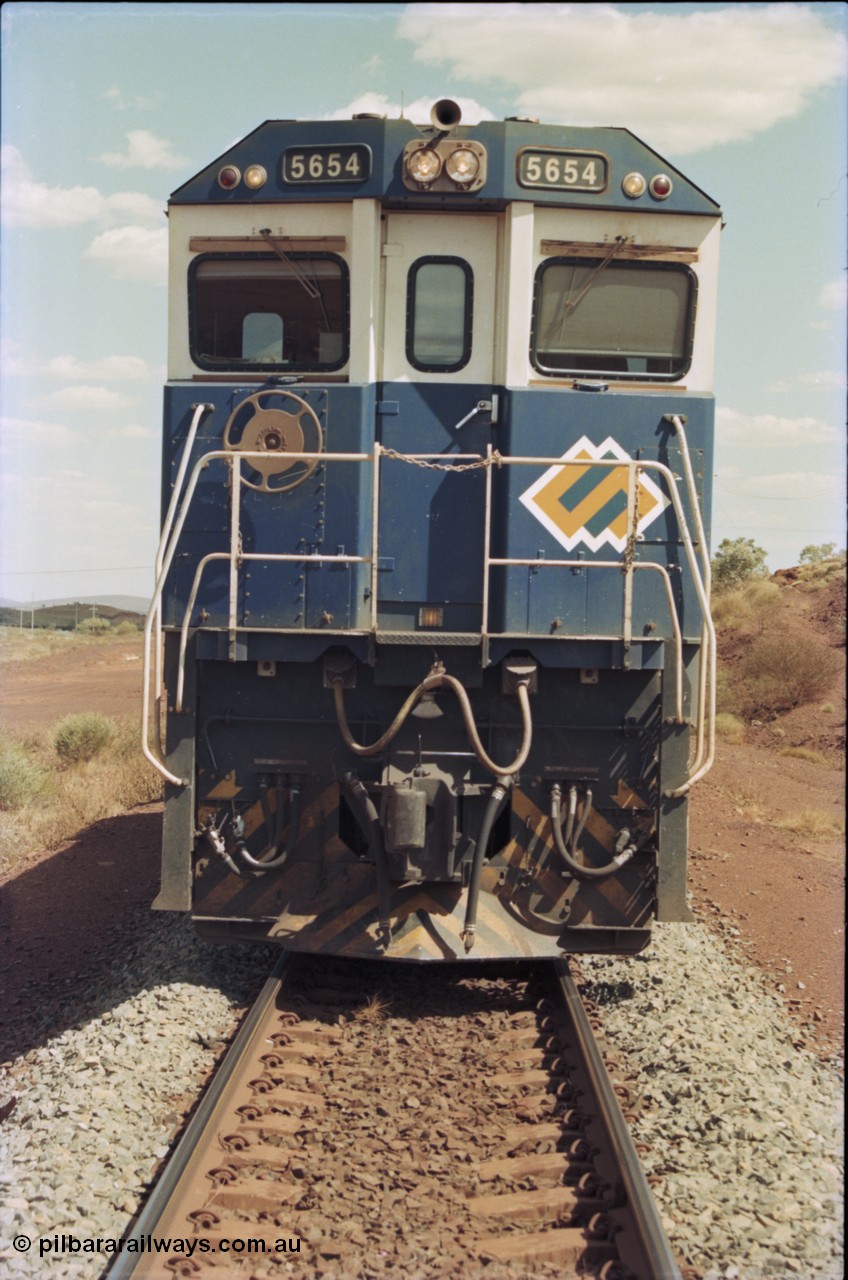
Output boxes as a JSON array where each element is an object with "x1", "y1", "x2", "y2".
[
  {"x1": 622, "y1": 172, "x2": 646, "y2": 198},
  {"x1": 418, "y1": 606, "x2": 444, "y2": 628},
  {"x1": 217, "y1": 165, "x2": 241, "y2": 190},
  {"x1": 244, "y1": 164, "x2": 267, "y2": 190}
]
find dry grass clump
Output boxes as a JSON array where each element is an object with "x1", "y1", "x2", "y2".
[
  {"x1": 0, "y1": 626, "x2": 79, "y2": 663},
  {"x1": 737, "y1": 635, "x2": 840, "y2": 718},
  {"x1": 711, "y1": 579, "x2": 780, "y2": 632},
  {"x1": 714, "y1": 713, "x2": 745, "y2": 743},
  {"x1": 794, "y1": 552, "x2": 846, "y2": 586},
  {"x1": 351, "y1": 993, "x2": 392, "y2": 1023},
  {"x1": 775, "y1": 808, "x2": 845, "y2": 839},
  {"x1": 779, "y1": 746, "x2": 830, "y2": 767},
  {"x1": 0, "y1": 713, "x2": 161, "y2": 875},
  {"x1": 0, "y1": 625, "x2": 137, "y2": 664}
]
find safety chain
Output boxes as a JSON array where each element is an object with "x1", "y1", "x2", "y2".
[
  {"x1": 379, "y1": 446, "x2": 504, "y2": 473},
  {"x1": 623, "y1": 467, "x2": 642, "y2": 572}
]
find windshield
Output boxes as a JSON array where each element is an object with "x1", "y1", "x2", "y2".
[
  {"x1": 190, "y1": 254, "x2": 348, "y2": 371},
  {"x1": 532, "y1": 259, "x2": 695, "y2": 379}
]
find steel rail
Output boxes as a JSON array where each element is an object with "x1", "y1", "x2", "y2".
[
  {"x1": 105, "y1": 954, "x2": 291, "y2": 1279},
  {"x1": 554, "y1": 958, "x2": 681, "y2": 1280}
]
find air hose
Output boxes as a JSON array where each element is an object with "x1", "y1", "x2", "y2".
[
  {"x1": 549, "y1": 783, "x2": 640, "y2": 881},
  {"x1": 339, "y1": 772, "x2": 392, "y2": 945},
  {"x1": 238, "y1": 781, "x2": 302, "y2": 873}
]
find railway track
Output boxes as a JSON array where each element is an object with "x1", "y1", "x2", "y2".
[{"x1": 108, "y1": 956, "x2": 680, "y2": 1279}]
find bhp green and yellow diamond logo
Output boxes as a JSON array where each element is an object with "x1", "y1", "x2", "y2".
[{"x1": 519, "y1": 435, "x2": 668, "y2": 553}]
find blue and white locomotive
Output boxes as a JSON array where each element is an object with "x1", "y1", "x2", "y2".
[{"x1": 144, "y1": 100, "x2": 718, "y2": 961}]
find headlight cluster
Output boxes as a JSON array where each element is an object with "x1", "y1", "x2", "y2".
[{"x1": 402, "y1": 140, "x2": 487, "y2": 193}]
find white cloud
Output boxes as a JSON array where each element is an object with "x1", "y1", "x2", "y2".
[
  {"x1": 716, "y1": 407, "x2": 842, "y2": 446},
  {"x1": 0, "y1": 346, "x2": 161, "y2": 382},
  {"x1": 43, "y1": 385, "x2": 134, "y2": 411},
  {"x1": 46, "y1": 354, "x2": 158, "y2": 382},
  {"x1": 765, "y1": 370, "x2": 848, "y2": 394},
  {"x1": 797, "y1": 370, "x2": 848, "y2": 393},
  {"x1": 0, "y1": 415, "x2": 80, "y2": 452},
  {"x1": 323, "y1": 93, "x2": 495, "y2": 125},
  {"x1": 818, "y1": 278, "x2": 847, "y2": 312},
  {"x1": 721, "y1": 470, "x2": 844, "y2": 499},
  {"x1": 397, "y1": 3, "x2": 847, "y2": 154},
  {"x1": 84, "y1": 225, "x2": 168, "y2": 285},
  {"x1": 104, "y1": 86, "x2": 163, "y2": 112},
  {"x1": 119, "y1": 423, "x2": 155, "y2": 440},
  {"x1": 99, "y1": 129, "x2": 186, "y2": 171},
  {"x1": 0, "y1": 145, "x2": 164, "y2": 229}
]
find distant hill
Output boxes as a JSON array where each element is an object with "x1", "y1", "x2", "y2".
[
  {"x1": 0, "y1": 594, "x2": 150, "y2": 613},
  {"x1": 0, "y1": 599, "x2": 147, "y2": 630}
]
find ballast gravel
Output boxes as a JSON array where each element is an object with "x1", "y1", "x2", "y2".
[{"x1": 0, "y1": 914, "x2": 843, "y2": 1279}]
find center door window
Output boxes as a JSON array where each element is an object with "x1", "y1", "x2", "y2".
[{"x1": 382, "y1": 214, "x2": 496, "y2": 383}]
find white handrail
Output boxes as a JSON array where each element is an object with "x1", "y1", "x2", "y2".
[
  {"x1": 663, "y1": 414, "x2": 715, "y2": 792},
  {"x1": 145, "y1": 443, "x2": 713, "y2": 793}
]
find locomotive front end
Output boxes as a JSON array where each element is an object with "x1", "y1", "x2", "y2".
[{"x1": 144, "y1": 102, "x2": 721, "y2": 960}]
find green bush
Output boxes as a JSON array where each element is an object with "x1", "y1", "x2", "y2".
[
  {"x1": 711, "y1": 537, "x2": 769, "y2": 592},
  {"x1": 114, "y1": 619, "x2": 141, "y2": 635},
  {"x1": 76, "y1": 616, "x2": 112, "y2": 634},
  {"x1": 799, "y1": 542, "x2": 836, "y2": 564},
  {"x1": 0, "y1": 743, "x2": 46, "y2": 809},
  {"x1": 54, "y1": 712, "x2": 116, "y2": 765}
]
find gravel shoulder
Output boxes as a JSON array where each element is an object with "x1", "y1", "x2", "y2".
[{"x1": 0, "y1": 605, "x2": 844, "y2": 1277}]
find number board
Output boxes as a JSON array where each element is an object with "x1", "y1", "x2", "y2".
[
  {"x1": 282, "y1": 145, "x2": 371, "y2": 185},
  {"x1": 517, "y1": 149, "x2": 608, "y2": 193}
]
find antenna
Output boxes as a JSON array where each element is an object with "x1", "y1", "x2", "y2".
[{"x1": 400, "y1": 90, "x2": 404, "y2": 120}]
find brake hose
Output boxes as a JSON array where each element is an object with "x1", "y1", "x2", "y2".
[
  {"x1": 462, "y1": 780, "x2": 512, "y2": 953},
  {"x1": 331, "y1": 671, "x2": 533, "y2": 778}
]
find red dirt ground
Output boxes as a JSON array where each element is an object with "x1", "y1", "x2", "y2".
[{"x1": 1, "y1": 580, "x2": 844, "y2": 1059}]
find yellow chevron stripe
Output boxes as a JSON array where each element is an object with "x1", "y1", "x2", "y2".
[
  {"x1": 306, "y1": 889, "x2": 380, "y2": 948},
  {"x1": 206, "y1": 771, "x2": 240, "y2": 800},
  {"x1": 532, "y1": 452, "x2": 660, "y2": 543}
]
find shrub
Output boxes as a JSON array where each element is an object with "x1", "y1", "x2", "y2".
[
  {"x1": 738, "y1": 635, "x2": 840, "y2": 717},
  {"x1": 54, "y1": 712, "x2": 116, "y2": 765},
  {"x1": 0, "y1": 743, "x2": 46, "y2": 809},
  {"x1": 76, "y1": 616, "x2": 111, "y2": 634},
  {"x1": 114, "y1": 619, "x2": 141, "y2": 635}
]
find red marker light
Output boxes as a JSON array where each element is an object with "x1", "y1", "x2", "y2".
[
  {"x1": 217, "y1": 165, "x2": 241, "y2": 190},
  {"x1": 649, "y1": 174, "x2": 673, "y2": 200}
]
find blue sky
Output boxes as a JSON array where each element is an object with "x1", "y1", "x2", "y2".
[{"x1": 1, "y1": 1, "x2": 845, "y2": 604}]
